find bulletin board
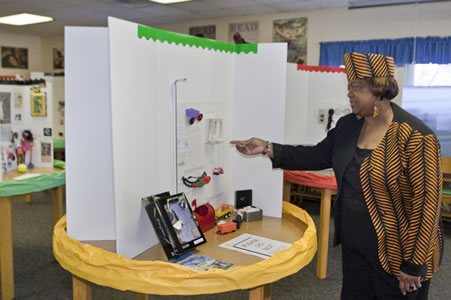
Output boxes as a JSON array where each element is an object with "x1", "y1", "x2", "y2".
[{"x1": 0, "y1": 83, "x2": 54, "y2": 173}]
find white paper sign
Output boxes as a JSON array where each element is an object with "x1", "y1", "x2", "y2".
[{"x1": 219, "y1": 233, "x2": 291, "y2": 259}]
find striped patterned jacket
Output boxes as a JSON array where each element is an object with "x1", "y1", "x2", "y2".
[{"x1": 272, "y1": 103, "x2": 443, "y2": 279}]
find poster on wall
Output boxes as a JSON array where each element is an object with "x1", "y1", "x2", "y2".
[
  {"x1": 30, "y1": 93, "x2": 47, "y2": 117},
  {"x1": 53, "y1": 48, "x2": 64, "y2": 69},
  {"x1": 228, "y1": 21, "x2": 259, "y2": 44},
  {"x1": 272, "y1": 17, "x2": 308, "y2": 64},
  {"x1": 0, "y1": 92, "x2": 11, "y2": 124},
  {"x1": 189, "y1": 25, "x2": 216, "y2": 39},
  {"x1": 14, "y1": 113, "x2": 23, "y2": 124},
  {"x1": 14, "y1": 92, "x2": 23, "y2": 109},
  {"x1": 41, "y1": 141, "x2": 52, "y2": 163},
  {"x1": 1, "y1": 46, "x2": 28, "y2": 69},
  {"x1": 0, "y1": 92, "x2": 11, "y2": 143}
]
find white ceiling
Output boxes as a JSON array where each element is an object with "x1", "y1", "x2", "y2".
[{"x1": 0, "y1": 0, "x2": 349, "y2": 36}]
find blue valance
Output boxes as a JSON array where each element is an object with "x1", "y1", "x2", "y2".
[{"x1": 320, "y1": 36, "x2": 451, "y2": 66}]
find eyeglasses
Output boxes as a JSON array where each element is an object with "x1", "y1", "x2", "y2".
[{"x1": 347, "y1": 82, "x2": 364, "y2": 92}]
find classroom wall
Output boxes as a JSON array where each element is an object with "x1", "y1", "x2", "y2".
[
  {"x1": 159, "y1": 1, "x2": 451, "y2": 65},
  {"x1": 41, "y1": 35, "x2": 64, "y2": 73},
  {"x1": 1, "y1": 2, "x2": 450, "y2": 76},
  {"x1": 0, "y1": 32, "x2": 42, "y2": 78},
  {"x1": 0, "y1": 33, "x2": 63, "y2": 77}
]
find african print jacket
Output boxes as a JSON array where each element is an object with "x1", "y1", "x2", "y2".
[{"x1": 272, "y1": 103, "x2": 443, "y2": 279}]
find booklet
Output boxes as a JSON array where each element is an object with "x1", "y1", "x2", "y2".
[{"x1": 170, "y1": 252, "x2": 234, "y2": 271}]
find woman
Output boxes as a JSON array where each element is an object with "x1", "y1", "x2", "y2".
[{"x1": 231, "y1": 52, "x2": 443, "y2": 299}]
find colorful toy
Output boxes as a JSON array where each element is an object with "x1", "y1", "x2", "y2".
[
  {"x1": 17, "y1": 163, "x2": 27, "y2": 173},
  {"x1": 215, "y1": 204, "x2": 233, "y2": 221},
  {"x1": 213, "y1": 167, "x2": 224, "y2": 175},
  {"x1": 22, "y1": 130, "x2": 34, "y2": 168},
  {"x1": 182, "y1": 171, "x2": 211, "y2": 188},
  {"x1": 192, "y1": 200, "x2": 216, "y2": 233},
  {"x1": 217, "y1": 222, "x2": 237, "y2": 234},
  {"x1": 185, "y1": 108, "x2": 203, "y2": 125},
  {"x1": 12, "y1": 132, "x2": 25, "y2": 164}
]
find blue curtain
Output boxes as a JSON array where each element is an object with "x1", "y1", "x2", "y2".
[{"x1": 320, "y1": 36, "x2": 451, "y2": 66}]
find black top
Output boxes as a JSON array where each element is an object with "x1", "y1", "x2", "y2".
[
  {"x1": 339, "y1": 147, "x2": 378, "y2": 264},
  {"x1": 341, "y1": 147, "x2": 372, "y2": 212}
]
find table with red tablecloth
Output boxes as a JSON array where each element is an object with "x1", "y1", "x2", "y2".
[{"x1": 283, "y1": 170, "x2": 337, "y2": 279}]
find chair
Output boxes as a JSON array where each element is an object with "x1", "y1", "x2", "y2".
[{"x1": 442, "y1": 157, "x2": 451, "y2": 219}]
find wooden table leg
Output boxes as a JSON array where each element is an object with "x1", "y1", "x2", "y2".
[
  {"x1": 73, "y1": 276, "x2": 92, "y2": 300},
  {"x1": 25, "y1": 194, "x2": 32, "y2": 203},
  {"x1": 316, "y1": 189, "x2": 332, "y2": 279},
  {"x1": 282, "y1": 180, "x2": 291, "y2": 203},
  {"x1": 52, "y1": 186, "x2": 64, "y2": 225},
  {"x1": 136, "y1": 293, "x2": 149, "y2": 300},
  {"x1": 249, "y1": 284, "x2": 272, "y2": 300},
  {"x1": 0, "y1": 196, "x2": 15, "y2": 300}
]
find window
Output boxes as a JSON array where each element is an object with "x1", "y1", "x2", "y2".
[{"x1": 402, "y1": 64, "x2": 451, "y2": 156}]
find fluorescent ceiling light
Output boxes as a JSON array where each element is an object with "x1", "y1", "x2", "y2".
[
  {"x1": 149, "y1": 0, "x2": 193, "y2": 4},
  {"x1": 0, "y1": 13, "x2": 53, "y2": 26}
]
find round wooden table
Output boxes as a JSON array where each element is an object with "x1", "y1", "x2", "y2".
[
  {"x1": 53, "y1": 201, "x2": 317, "y2": 300},
  {"x1": 0, "y1": 167, "x2": 65, "y2": 300}
]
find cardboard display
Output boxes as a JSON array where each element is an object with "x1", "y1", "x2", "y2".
[{"x1": 66, "y1": 17, "x2": 287, "y2": 259}]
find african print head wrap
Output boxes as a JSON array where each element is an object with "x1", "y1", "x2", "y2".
[{"x1": 344, "y1": 52, "x2": 395, "y2": 81}]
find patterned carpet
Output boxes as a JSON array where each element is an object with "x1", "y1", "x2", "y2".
[{"x1": 3, "y1": 190, "x2": 450, "y2": 299}]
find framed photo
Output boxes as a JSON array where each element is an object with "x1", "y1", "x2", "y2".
[
  {"x1": 273, "y1": 17, "x2": 308, "y2": 64},
  {"x1": 31, "y1": 93, "x2": 47, "y2": 117},
  {"x1": 53, "y1": 48, "x2": 64, "y2": 69},
  {"x1": 189, "y1": 25, "x2": 216, "y2": 39},
  {"x1": 43, "y1": 127, "x2": 52, "y2": 136},
  {"x1": 1, "y1": 46, "x2": 28, "y2": 69},
  {"x1": 142, "y1": 192, "x2": 206, "y2": 259},
  {"x1": 228, "y1": 21, "x2": 259, "y2": 44}
]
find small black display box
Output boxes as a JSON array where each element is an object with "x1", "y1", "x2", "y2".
[{"x1": 142, "y1": 192, "x2": 206, "y2": 260}]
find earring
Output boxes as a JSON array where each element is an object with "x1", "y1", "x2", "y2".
[{"x1": 373, "y1": 101, "x2": 380, "y2": 117}]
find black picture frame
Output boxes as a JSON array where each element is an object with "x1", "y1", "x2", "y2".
[
  {"x1": 142, "y1": 192, "x2": 206, "y2": 259},
  {"x1": 53, "y1": 48, "x2": 64, "y2": 69},
  {"x1": 1, "y1": 46, "x2": 28, "y2": 69}
]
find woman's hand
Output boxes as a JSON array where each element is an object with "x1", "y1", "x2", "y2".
[
  {"x1": 398, "y1": 270, "x2": 422, "y2": 296},
  {"x1": 230, "y1": 138, "x2": 266, "y2": 156}
]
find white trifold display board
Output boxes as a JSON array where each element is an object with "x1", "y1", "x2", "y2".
[
  {"x1": 0, "y1": 84, "x2": 54, "y2": 172},
  {"x1": 66, "y1": 17, "x2": 287, "y2": 259},
  {"x1": 284, "y1": 65, "x2": 348, "y2": 145}
]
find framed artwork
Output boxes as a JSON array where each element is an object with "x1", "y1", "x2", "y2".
[
  {"x1": 273, "y1": 17, "x2": 308, "y2": 64},
  {"x1": 189, "y1": 25, "x2": 216, "y2": 39},
  {"x1": 53, "y1": 48, "x2": 64, "y2": 69},
  {"x1": 31, "y1": 93, "x2": 47, "y2": 117},
  {"x1": 228, "y1": 21, "x2": 259, "y2": 44},
  {"x1": 1, "y1": 46, "x2": 28, "y2": 69}
]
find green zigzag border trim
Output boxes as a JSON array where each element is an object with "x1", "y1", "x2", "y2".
[{"x1": 137, "y1": 24, "x2": 258, "y2": 55}]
